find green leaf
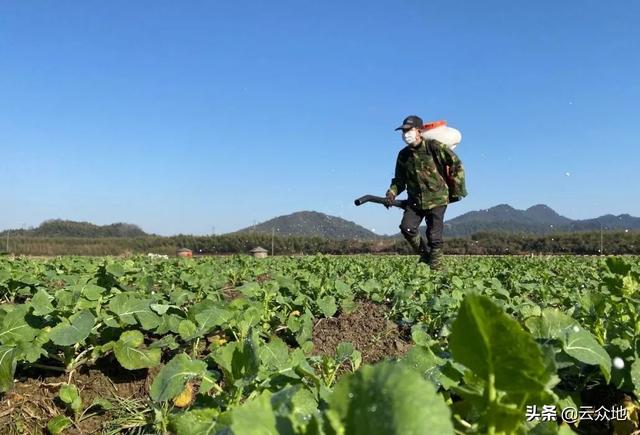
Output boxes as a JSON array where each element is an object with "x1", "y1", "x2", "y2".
[
  {"x1": 233, "y1": 332, "x2": 261, "y2": 380},
  {"x1": 49, "y1": 310, "x2": 95, "y2": 346},
  {"x1": 155, "y1": 313, "x2": 184, "y2": 335},
  {"x1": 212, "y1": 333, "x2": 261, "y2": 384},
  {"x1": 631, "y1": 358, "x2": 640, "y2": 398},
  {"x1": 563, "y1": 327, "x2": 612, "y2": 382},
  {"x1": 211, "y1": 342, "x2": 239, "y2": 383},
  {"x1": 169, "y1": 407, "x2": 219, "y2": 435},
  {"x1": 81, "y1": 284, "x2": 105, "y2": 301},
  {"x1": 190, "y1": 300, "x2": 230, "y2": 335},
  {"x1": 451, "y1": 276, "x2": 464, "y2": 288},
  {"x1": 296, "y1": 312, "x2": 313, "y2": 346},
  {"x1": 230, "y1": 391, "x2": 278, "y2": 435},
  {"x1": 106, "y1": 262, "x2": 125, "y2": 277},
  {"x1": 334, "y1": 280, "x2": 351, "y2": 296},
  {"x1": 518, "y1": 304, "x2": 542, "y2": 319},
  {"x1": 525, "y1": 309, "x2": 612, "y2": 381},
  {"x1": 410, "y1": 327, "x2": 432, "y2": 347},
  {"x1": 0, "y1": 346, "x2": 17, "y2": 393},
  {"x1": 558, "y1": 424, "x2": 577, "y2": 435},
  {"x1": 328, "y1": 361, "x2": 454, "y2": 435},
  {"x1": 0, "y1": 305, "x2": 40, "y2": 345},
  {"x1": 88, "y1": 398, "x2": 113, "y2": 411},
  {"x1": 401, "y1": 345, "x2": 454, "y2": 388},
  {"x1": 449, "y1": 293, "x2": 550, "y2": 393},
  {"x1": 59, "y1": 384, "x2": 82, "y2": 414},
  {"x1": 622, "y1": 275, "x2": 638, "y2": 296},
  {"x1": 178, "y1": 320, "x2": 198, "y2": 340},
  {"x1": 260, "y1": 338, "x2": 290, "y2": 371},
  {"x1": 30, "y1": 288, "x2": 54, "y2": 316},
  {"x1": 150, "y1": 353, "x2": 211, "y2": 402},
  {"x1": 238, "y1": 282, "x2": 262, "y2": 298},
  {"x1": 606, "y1": 257, "x2": 632, "y2": 275},
  {"x1": 317, "y1": 296, "x2": 337, "y2": 318},
  {"x1": 486, "y1": 401, "x2": 523, "y2": 434},
  {"x1": 0, "y1": 269, "x2": 10, "y2": 284},
  {"x1": 47, "y1": 415, "x2": 73, "y2": 435},
  {"x1": 336, "y1": 342, "x2": 354, "y2": 362},
  {"x1": 17, "y1": 335, "x2": 48, "y2": 363},
  {"x1": 108, "y1": 294, "x2": 160, "y2": 331},
  {"x1": 150, "y1": 335, "x2": 179, "y2": 350},
  {"x1": 270, "y1": 385, "x2": 318, "y2": 432},
  {"x1": 525, "y1": 308, "x2": 577, "y2": 340},
  {"x1": 59, "y1": 383, "x2": 78, "y2": 402},
  {"x1": 150, "y1": 303, "x2": 174, "y2": 315},
  {"x1": 114, "y1": 330, "x2": 161, "y2": 370}
]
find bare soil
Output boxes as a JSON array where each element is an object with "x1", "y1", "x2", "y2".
[
  {"x1": 312, "y1": 301, "x2": 410, "y2": 364},
  {"x1": 0, "y1": 360, "x2": 158, "y2": 435}
]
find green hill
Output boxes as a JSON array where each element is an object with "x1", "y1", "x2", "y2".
[
  {"x1": 0, "y1": 220, "x2": 149, "y2": 238},
  {"x1": 232, "y1": 211, "x2": 379, "y2": 240},
  {"x1": 443, "y1": 204, "x2": 640, "y2": 237}
]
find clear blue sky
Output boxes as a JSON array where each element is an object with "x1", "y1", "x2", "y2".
[{"x1": 2, "y1": 0, "x2": 639, "y2": 236}]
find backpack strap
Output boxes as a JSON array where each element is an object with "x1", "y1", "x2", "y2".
[{"x1": 427, "y1": 140, "x2": 460, "y2": 203}]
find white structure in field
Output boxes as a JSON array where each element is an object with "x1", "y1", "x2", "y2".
[{"x1": 250, "y1": 246, "x2": 269, "y2": 258}]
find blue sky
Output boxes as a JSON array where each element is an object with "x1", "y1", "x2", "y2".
[{"x1": 2, "y1": 0, "x2": 639, "y2": 236}]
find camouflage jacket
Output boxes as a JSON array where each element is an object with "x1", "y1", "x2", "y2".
[{"x1": 387, "y1": 139, "x2": 467, "y2": 210}]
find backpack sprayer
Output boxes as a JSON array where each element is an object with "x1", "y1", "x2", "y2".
[
  {"x1": 420, "y1": 120, "x2": 461, "y2": 150},
  {"x1": 354, "y1": 120, "x2": 462, "y2": 209}
]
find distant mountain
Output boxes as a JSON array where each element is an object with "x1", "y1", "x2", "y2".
[
  {"x1": 233, "y1": 211, "x2": 378, "y2": 240},
  {"x1": 523, "y1": 204, "x2": 573, "y2": 226},
  {"x1": 0, "y1": 220, "x2": 149, "y2": 238},
  {"x1": 442, "y1": 204, "x2": 640, "y2": 237},
  {"x1": 5, "y1": 205, "x2": 638, "y2": 242},
  {"x1": 562, "y1": 214, "x2": 640, "y2": 232}
]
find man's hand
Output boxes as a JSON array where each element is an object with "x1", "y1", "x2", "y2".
[{"x1": 384, "y1": 191, "x2": 396, "y2": 209}]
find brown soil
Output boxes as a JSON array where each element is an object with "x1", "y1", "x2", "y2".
[
  {"x1": 312, "y1": 301, "x2": 410, "y2": 365},
  {"x1": 0, "y1": 361, "x2": 158, "y2": 435},
  {"x1": 220, "y1": 285, "x2": 242, "y2": 301},
  {"x1": 255, "y1": 273, "x2": 271, "y2": 283}
]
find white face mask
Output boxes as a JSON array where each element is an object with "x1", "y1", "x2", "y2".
[{"x1": 402, "y1": 130, "x2": 420, "y2": 146}]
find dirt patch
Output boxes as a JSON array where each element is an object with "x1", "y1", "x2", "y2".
[
  {"x1": 255, "y1": 273, "x2": 271, "y2": 283},
  {"x1": 0, "y1": 360, "x2": 157, "y2": 434},
  {"x1": 312, "y1": 301, "x2": 410, "y2": 364},
  {"x1": 221, "y1": 285, "x2": 242, "y2": 301}
]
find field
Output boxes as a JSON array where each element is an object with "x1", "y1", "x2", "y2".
[{"x1": 0, "y1": 255, "x2": 639, "y2": 434}]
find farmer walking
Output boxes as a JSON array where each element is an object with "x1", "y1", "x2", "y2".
[{"x1": 385, "y1": 115, "x2": 467, "y2": 269}]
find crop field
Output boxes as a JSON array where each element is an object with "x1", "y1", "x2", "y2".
[{"x1": 0, "y1": 255, "x2": 639, "y2": 435}]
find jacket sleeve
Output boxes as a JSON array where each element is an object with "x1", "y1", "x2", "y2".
[
  {"x1": 388, "y1": 151, "x2": 406, "y2": 196},
  {"x1": 436, "y1": 142, "x2": 468, "y2": 200}
]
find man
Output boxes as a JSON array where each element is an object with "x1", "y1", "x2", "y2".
[{"x1": 385, "y1": 115, "x2": 467, "y2": 269}]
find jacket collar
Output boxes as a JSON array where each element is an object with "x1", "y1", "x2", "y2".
[{"x1": 408, "y1": 139, "x2": 427, "y2": 153}]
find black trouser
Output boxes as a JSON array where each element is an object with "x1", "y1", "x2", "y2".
[{"x1": 399, "y1": 204, "x2": 447, "y2": 252}]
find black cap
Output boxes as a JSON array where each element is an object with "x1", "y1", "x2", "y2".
[{"x1": 395, "y1": 115, "x2": 423, "y2": 131}]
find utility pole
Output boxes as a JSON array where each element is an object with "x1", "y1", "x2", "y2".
[
  {"x1": 600, "y1": 224, "x2": 604, "y2": 256},
  {"x1": 5, "y1": 230, "x2": 8, "y2": 253},
  {"x1": 271, "y1": 227, "x2": 275, "y2": 256}
]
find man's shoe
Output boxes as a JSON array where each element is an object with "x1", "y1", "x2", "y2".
[
  {"x1": 428, "y1": 248, "x2": 444, "y2": 270},
  {"x1": 406, "y1": 234, "x2": 429, "y2": 256},
  {"x1": 418, "y1": 252, "x2": 430, "y2": 265}
]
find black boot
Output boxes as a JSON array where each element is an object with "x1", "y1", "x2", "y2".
[
  {"x1": 405, "y1": 234, "x2": 428, "y2": 255},
  {"x1": 407, "y1": 236, "x2": 430, "y2": 265},
  {"x1": 418, "y1": 251, "x2": 430, "y2": 264},
  {"x1": 427, "y1": 248, "x2": 444, "y2": 270}
]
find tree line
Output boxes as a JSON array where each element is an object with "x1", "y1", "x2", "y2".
[{"x1": 2, "y1": 231, "x2": 638, "y2": 256}]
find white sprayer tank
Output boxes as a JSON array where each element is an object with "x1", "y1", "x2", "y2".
[{"x1": 420, "y1": 120, "x2": 462, "y2": 150}]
